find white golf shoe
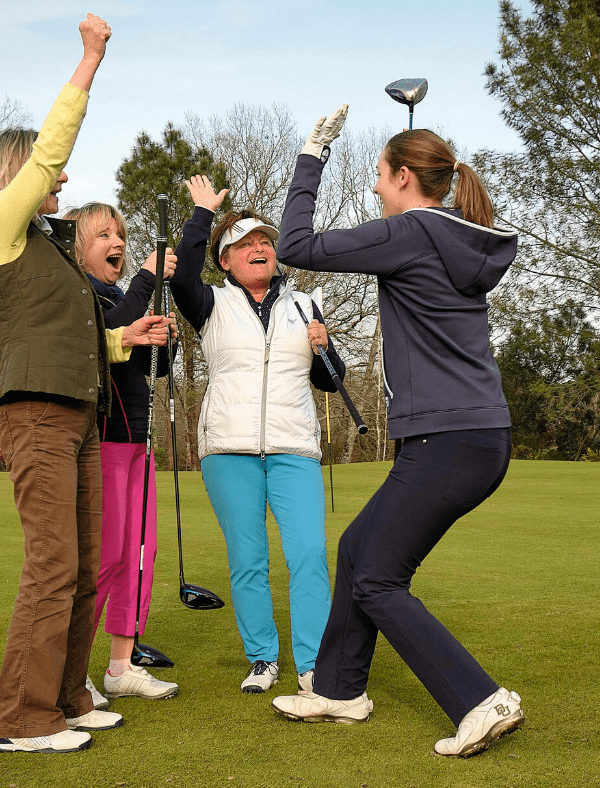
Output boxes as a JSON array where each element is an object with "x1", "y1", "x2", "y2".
[
  {"x1": 272, "y1": 691, "x2": 373, "y2": 724},
  {"x1": 86, "y1": 675, "x2": 109, "y2": 709},
  {"x1": 241, "y1": 661, "x2": 279, "y2": 693},
  {"x1": 297, "y1": 669, "x2": 314, "y2": 695},
  {"x1": 0, "y1": 729, "x2": 91, "y2": 753},
  {"x1": 65, "y1": 709, "x2": 123, "y2": 731},
  {"x1": 434, "y1": 687, "x2": 525, "y2": 757},
  {"x1": 104, "y1": 664, "x2": 179, "y2": 700}
]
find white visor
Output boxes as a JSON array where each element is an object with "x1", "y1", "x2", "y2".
[{"x1": 218, "y1": 218, "x2": 279, "y2": 257}]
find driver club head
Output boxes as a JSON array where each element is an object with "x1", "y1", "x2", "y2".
[
  {"x1": 131, "y1": 641, "x2": 174, "y2": 668},
  {"x1": 180, "y1": 583, "x2": 225, "y2": 610},
  {"x1": 385, "y1": 78, "x2": 428, "y2": 128}
]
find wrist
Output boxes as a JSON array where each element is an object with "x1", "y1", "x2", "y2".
[{"x1": 121, "y1": 324, "x2": 132, "y2": 348}]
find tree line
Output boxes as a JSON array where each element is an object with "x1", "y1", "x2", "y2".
[{"x1": 2, "y1": 0, "x2": 598, "y2": 470}]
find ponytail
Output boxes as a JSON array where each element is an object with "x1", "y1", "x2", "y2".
[{"x1": 384, "y1": 130, "x2": 493, "y2": 228}]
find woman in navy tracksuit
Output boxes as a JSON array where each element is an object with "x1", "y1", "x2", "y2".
[{"x1": 271, "y1": 109, "x2": 525, "y2": 758}]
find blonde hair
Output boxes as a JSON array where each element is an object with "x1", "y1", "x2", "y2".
[
  {"x1": 63, "y1": 203, "x2": 129, "y2": 280},
  {"x1": 384, "y1": 129, "x2": 493, "y2": 228},
  {"x1": 0, "y1": 128, "x2": 38, "y2": 189}
]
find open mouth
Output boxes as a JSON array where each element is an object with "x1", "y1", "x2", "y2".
[
  {"x1": 249, "y1": 257, "x2": 267, "y2": 265},
  {"x1": 106, "y1": 254, "x2": 122, "y2": 270}
]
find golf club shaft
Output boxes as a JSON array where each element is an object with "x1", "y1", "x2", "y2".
[
  {"x1": 163, "y1": 283, "x2": 186, "y2": 586},
  {"x1": 294, "y1": 300, "x2": 367, "y2": 435},
  {"x1": 134, "y1": 195, "x2": 168, "y2": 649},
  {"x1": 325, "y1": 391, "x2": 334, "y2": 512}
]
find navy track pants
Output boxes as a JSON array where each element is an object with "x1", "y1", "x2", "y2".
[{"x1": 312, "y1": 428, "x2": 511, "y2": 726}]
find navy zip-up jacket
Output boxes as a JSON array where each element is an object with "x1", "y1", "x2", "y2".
[
  {"x1": 277, "y1": 155, "x2": 518, "y2": 439},
  {"x1": 90, "y1": 270, "x2": 174, "y2": 443}
]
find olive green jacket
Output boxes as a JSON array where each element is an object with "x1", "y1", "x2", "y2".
[{"x1": 0, "y1": 219, "x2": 111, "y2": 413}]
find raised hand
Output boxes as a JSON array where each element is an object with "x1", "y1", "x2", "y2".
[
  {"x1": 185, "y1": 175, "x2": 229, "y2": 213},
  {"x1": 79, "y1": 13, "x2": 112, "y2": 61},
  {"x1": 301, "y1": 105, "x2": 349, "y2": 159},
  {"x1": 70, "y1": 13, "x2": 112, "y2": 91}
]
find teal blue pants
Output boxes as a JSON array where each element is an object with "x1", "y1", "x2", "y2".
[{"x1": 201, "y1": 453, "x2": 331, "y2": 674}]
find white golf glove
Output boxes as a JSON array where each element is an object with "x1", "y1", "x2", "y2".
[{"x1": 301, "y1": 104, "x2": 349, "y2": 160}]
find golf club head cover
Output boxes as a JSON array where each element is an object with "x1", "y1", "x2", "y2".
[{"x1": 301, "y1": 104, "x2": 349, "y2": 160}]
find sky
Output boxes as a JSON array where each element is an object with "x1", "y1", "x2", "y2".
[{"x1": 1, "y1": 0, "x2": 530, "y2": 213}]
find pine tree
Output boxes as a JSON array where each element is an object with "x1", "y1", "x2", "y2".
[{"x1": 116, "y1": 123, "x2": 232, "y2": 469}]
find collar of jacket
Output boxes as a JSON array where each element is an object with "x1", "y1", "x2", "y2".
[
  {"x1": 87, "y1": 273, "x2": 124, "y2": 305},
  {"x1": 226, "y1": 271, "x2": 287, "y2": 303}
]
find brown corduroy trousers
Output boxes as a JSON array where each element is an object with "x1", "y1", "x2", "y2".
[{"x1": 0, "y1": 397, "x2": 102, "y2": 738}]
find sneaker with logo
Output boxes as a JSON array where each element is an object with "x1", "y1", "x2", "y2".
[
  {"x1": 241, "y1": 661, "x2": 279, "y2": 693},
  {"x1": 65, "y1": 709, "x2": 123, "y2": 731},
  {"x1": 272, "y1": 691, "x2": 373, "y2": 724},
  {"x1": 0, "y1": 729, "x2": 91, "y2": 753},
  {"x1": 86, "y1": 675, "x2": 109, "y2": 710},
  {"x1": 104, "y1": 664, "x2": 179, "y2": 700},
  {"x1": 297, "y1": 669, "x2": 314, "y2": 695},
  {"x1": 434, "y1": 687, "x2": 525, "y2": 757}
]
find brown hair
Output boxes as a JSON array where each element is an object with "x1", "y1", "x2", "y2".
[
  {"x1": 63, "y1": 203, "x2": 129, "y2": 279},
  {"x1": 0, "y1": 128, "x2": 38, "y2": 190},
  {"x1": 210, "y1": 209, "x2": 277, "y2": 272},
  {"x1": 383, "y1": 129, "x2": 493, "y2": 228}
]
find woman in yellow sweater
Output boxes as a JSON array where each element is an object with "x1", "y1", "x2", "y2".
[{"x1": 0, "y1": 14, "x2": 174, "y2": 755}]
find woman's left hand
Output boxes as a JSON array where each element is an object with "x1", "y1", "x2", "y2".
[
  {"x1": 307, "y1": 319, "x2": 328, "y2": 354},
  {"x1": 143, "y1": 248, "x2": 177, "y2": 278},
  {"x1": 121, "y1": 313, "x2": 176, "y2": 347},
  {"x1": 148, "y1": 309, "x2": 178, "y2": 341}
]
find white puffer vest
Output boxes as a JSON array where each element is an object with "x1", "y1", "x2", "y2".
[{"x1": 197, "y1": 278, "x2": 321, "y2": 461}]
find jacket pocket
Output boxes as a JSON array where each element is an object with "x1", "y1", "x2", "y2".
[{"x1": 441, "y1": 440, "x2": 503, "y2": 507}]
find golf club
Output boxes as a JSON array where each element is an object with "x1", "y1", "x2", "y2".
[
  {"x1": 294, "y1": 300, "x2": 368, "y2": 435},
  {"x1": 131, "y1": 194, "x2": 174, "y2": 668},
  {"x1": 325, "y1": 391, "x2": 334, "y2": 512},
  {"x1": 163, "y1": 282, "x2": 225, "y2": 612},
  {"x1": 385, "y1": 78, "x2": 428, "y2": 129}
]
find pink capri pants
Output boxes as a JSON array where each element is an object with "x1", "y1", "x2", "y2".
[{"x1": 94, "y1": 442, "x2": 157, "y2": 636}]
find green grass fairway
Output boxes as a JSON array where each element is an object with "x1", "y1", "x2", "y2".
[{"x1": 0, "y1": 460, "x2": 598, "y2": 787}]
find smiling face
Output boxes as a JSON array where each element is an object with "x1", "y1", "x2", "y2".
[
  {"x1": 220, "y1": 229, "x2": 277, "y2": 295},
  {"x1": 83, "y1": 217, "x2": 126, "y2": 284},
  {"x1": 38, "y1": 170, "x2": 68, "y2": 216}
]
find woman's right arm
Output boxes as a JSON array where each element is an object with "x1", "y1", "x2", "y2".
[
  {"x1": 170, "y1": 175, "x2": 229, "y2": 333},
  {"x1": 170, "y1": 207, "x2": 216, "y2": 333},
  {"x1": 0, "y1": 14, "x2": 111, "y2": 265}
]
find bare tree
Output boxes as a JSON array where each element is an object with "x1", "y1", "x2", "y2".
[{"x1": 0, "y1": 95, "x2": 32, "y2": 130}]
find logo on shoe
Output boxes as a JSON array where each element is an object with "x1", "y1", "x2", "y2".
[{"x1": 494, "y1": 703, "x2": 511, "y2": 717}]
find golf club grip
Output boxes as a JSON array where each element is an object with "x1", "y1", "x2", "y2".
[
  {"x1": 293, "y1": 300, "x2": 368, "y2": 435},
  {"x1": 154, "y1": 195, "x2": 168, "y2": 316}
]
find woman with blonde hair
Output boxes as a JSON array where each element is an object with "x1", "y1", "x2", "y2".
[
  {"x1": 272, "y1": 110, "x2": 525, "y2": 758},
  {"x1": 62, "y1": 202, "x2": 179, "y2": 707}
]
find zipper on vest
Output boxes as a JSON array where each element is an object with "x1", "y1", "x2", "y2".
[{"x1": 260, "y1": 340, "x2": 271, "y2": 459}]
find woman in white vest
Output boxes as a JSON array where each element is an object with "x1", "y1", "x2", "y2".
[{"x1": 170, "y1": 175, "x2": 346, "y2": 694}]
